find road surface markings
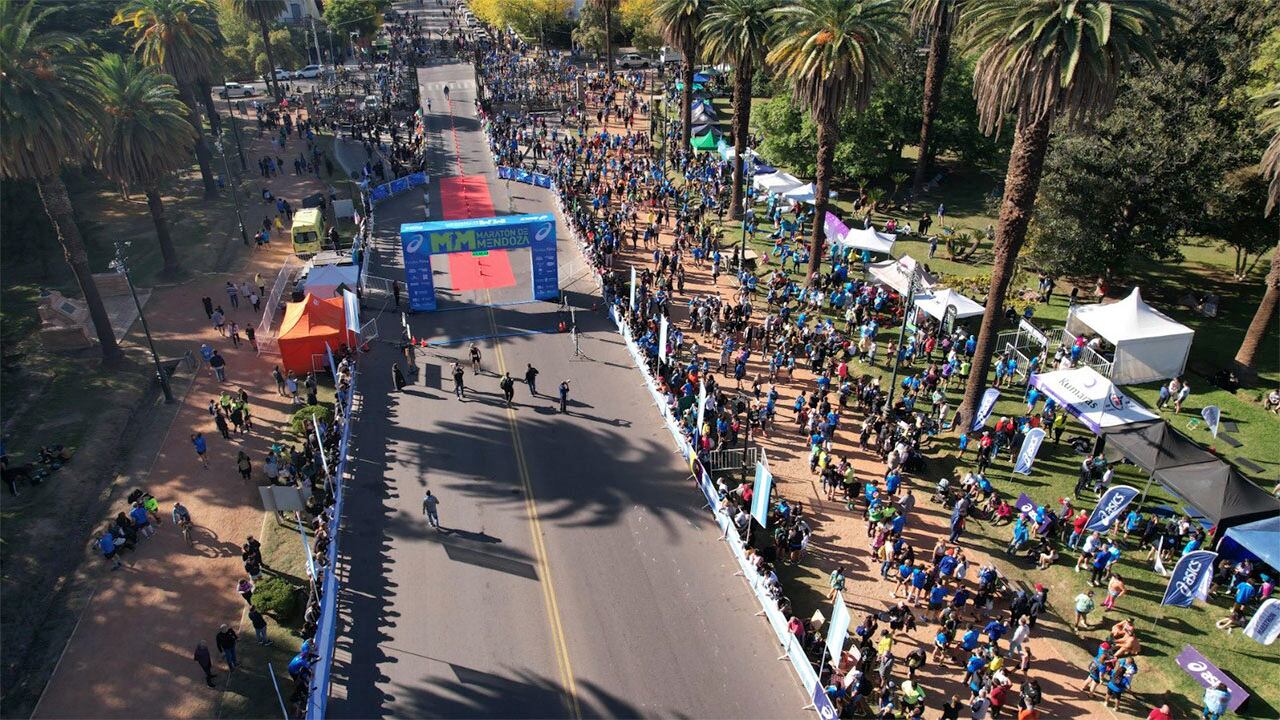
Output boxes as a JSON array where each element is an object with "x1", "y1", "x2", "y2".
[{"x1": 484, "y1": 289, "x2": 581, "y2": 719}]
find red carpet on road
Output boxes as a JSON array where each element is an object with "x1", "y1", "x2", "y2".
[{"x1": 439, "y1": 175, "x2": 515, "y2": 291}]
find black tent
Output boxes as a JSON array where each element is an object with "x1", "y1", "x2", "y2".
[
  {"x1": 1152, "y1": 461, "x2": 1280, "y2": 533},
  {"x1": 1102, "y1": 421, "x2": 1280, "y2": 532},
  {"x1": 1100, "y1": 421, "x2": 1216, "y2": 471}
]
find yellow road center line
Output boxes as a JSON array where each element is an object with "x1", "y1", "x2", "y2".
[{"x1": 484, "y1": 290, "x2": 581, "y2": 719}]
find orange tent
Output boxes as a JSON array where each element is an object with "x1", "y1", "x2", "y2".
[{"x1": 277, "y1": 294, "x2": 350, "y2": 373}]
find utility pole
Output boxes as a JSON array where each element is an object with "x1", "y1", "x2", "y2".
[
  {"x1": 112, "y1": 242, "x2": 174, "y2": 404},
  {"x1": 221, "y1": 75, "x2": 247, "y2": 171},
  {"x1": 216, "y1": 135, "x2": 251, "y2": 246}
]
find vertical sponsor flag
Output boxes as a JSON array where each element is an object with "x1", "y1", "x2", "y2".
[
  {"x1": 342, "y1": 289, "x2": 360, "y2": 345},
  {"x1": 1013, "y1": 428, "x2": 1047, "y2": 475},
  {"x1": 1014, "y1": 493, "x2": 1036, "y2": 515},
  {"x1": 750, "y1": 461, "x2": 773, "y2": 528},
  {"x1": 970, "y1": 388, "x2": 1001, "y2": 432},
  {"x1": 1201, "y1": 405, "x2": 1221, "y2": 438},
  {"x1": 826, "y1": 595, "x2": 852, "y2": 665},
  {"x1": 314, "y1": 419, "x2": 330, "y2": 480},
  {"x1": 1174, "y1": 645, "x2": 1250, "y2": 712},
  {"x1": 1085, "y1": 485, "x2": 1140, "y2": 533},
  {"x1": 325, "y1": 342, "x2": 338, "y2": 380},
  {"x1": 658, "y1": 315, "x2": 669, "y2": 362},
  {"x1": 297, "y1": 514, "x2": 316, "y2": 578},
  {"x1": 1161, "y1": 550, "x2": 1218, "y2": 607},
  {"x1": 812, "y1": 681, "x2": 838, "y2": 720},
  {"x1": 1244, "y1": 598, "x2": 1280, "y2": 646},
  {"x1": 1153, "y1": 536, "x2": 1168, "y2": 577},
  {"x1": 629, "y1": 266, "x2": 637, "y2": 311},
  {"x1": 695, "y1": 379, "x2": 707, "y2": 438}
]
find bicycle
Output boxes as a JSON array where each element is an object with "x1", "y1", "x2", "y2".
[{"x1": 179, "y1": 518, "x2": 193, "y2": 544}]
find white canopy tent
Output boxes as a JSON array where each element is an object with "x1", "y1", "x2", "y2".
[
  {"x1": 868, "y1": 255, "x2": 937, "y2": 295},
  {"x1": 1066, "y1": 287, "x2": 1194, "y2": 385},
  {"x1": 1029, "y1": 367, "x2": 1161, "y2": 433},
  {"x1": 781, "y1": 183, "x2": 837, "y2": 205},
  {"x1": 720, "y1": 145, "x2": 759, "y2": 163},
  {"x1": 302, "y1": 264, "x2": 359, "y2": 298},
  {"x1": 914, "y1": 288, "x2": 984, "y2": 321},
  {"x1": 753, "y1": 171, "x2": 804, "y2": 195},
  {"x1": 835, "y1": 226, "x2": 896, "y2": 255}
]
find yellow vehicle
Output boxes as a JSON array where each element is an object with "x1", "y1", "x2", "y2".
[{"x1": 291, "y1": 207, "x2": 325, "y2": 256}]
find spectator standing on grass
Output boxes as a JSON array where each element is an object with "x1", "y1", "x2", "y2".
[
  {"x1": 1203, "y1": 682, "x2": 1230, "y2": 720},
  {"x1": 237, "y1": 578, "x2": 254, "y2": 605},
  {"x1": 248, "y1": 607, "x2": 273, "y2": 646},
  {"x1": 194, "y1": 641, "x2": 217, "y2": 687},
  {"x1": 1074, "y1": 590, "x2": 1095, "y2": 629},
  {"x1": 215, "y1": 624, "x2": 239, "y2": 671}
]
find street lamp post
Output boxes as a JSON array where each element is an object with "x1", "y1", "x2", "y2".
[
  {"x1": 221, "y1": 76, "x2": 247, "y2": 171},
  {"x1": 885, "y1": 265, "x2": 922, "y2": 411},
  {"x1": 216, "y1": 135, "x2": 250, "y2": 246},
  {"x1": 112, "y1": 242, "x2": 174, "y2": 404}
]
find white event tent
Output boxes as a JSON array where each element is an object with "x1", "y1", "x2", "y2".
[
  {"x1": 869, "y1": 255, "x2": 936, "y2": 295},
  {"x1": 753, "y1": 171, "x2": 804, "y2": 195},
  {"x1": 836, "y1": 226, "x2": 896, "y2": 255},
  {"x1": 1029, "y1": 366, "x2": 1161, "y2": 433},
  {"x1": 781, "y1": 183, "x2": 837, "y2": 205},
  {"x1": 1066, "y1": 287, "x2": 1194, "y2": 385},
  {"x1": 913, "y1": 288, "x2": 983, "y2": 320}
]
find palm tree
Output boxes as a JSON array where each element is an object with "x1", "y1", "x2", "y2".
[
  {"x1": 767, "y1": 0, "x2": 904, "y2": 282},
  {"x1": 955, "y1": 0, "x2": 1178, "y2": 428},
  {"x1": 1233, "y1": 83, "x2": 1280, "y2": 377},
  {"x1": 87, "y1": 55, "x2": 198, "y2": 279},
  {"x1": 655, "y1": 0, "x2": 709, "y2": 153},
  {"x1": 230, "y1": 0, "x2": 286, "y2": 100},
  {"x1": 590, "y1": 0, "x2": 617, "y2": 79},
  {"x1": 0, "y1": 0, "x2": 123, "y2": 364},
  {"x1": 115, "y1": 0, "x2": 221, "y2": 199},
  {"x1": 700, "y1": 0, "x2": 774, "y2": 220},
  {"x1": 905, "y1": 0, "x2": 964, "y2": 200}
]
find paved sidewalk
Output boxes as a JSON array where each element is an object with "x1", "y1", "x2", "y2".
[{"x1": 34, "y1": 111, "x2": 337, "y2": 719}]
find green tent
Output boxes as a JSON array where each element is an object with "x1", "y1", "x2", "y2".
[
  {"x1": 691, "y1": 131, "x2": 719, "y2": 151},
  {"x1": 674, "y1": 82, "x2": 706, "y2": 92}
]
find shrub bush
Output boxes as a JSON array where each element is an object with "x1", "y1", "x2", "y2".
[
  {"x1": 253, "y1": 575, "x2": 301, "y2": 621},
  {"x1": 289, "y1": 403, "x2": 333, "y2": 437}
]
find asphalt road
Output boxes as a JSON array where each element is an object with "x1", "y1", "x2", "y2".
[{"x1": 327, "y1": 11, "x2": 805, "y2": 718}]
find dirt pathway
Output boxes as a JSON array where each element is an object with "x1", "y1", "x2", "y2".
[{"x1": 33, "y1": 110, "x2": 335, "y2": 719}]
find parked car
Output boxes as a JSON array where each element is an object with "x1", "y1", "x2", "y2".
[
  {"x1": 262, "y1": 68, "x2": 291, "y2": 81},
  {"x1": 616, "y1": 53, "x2": 651, "y2": 69},
  {"x1": 218, "y1": 82, "x2": 255, "y2": 99},
  {"x1": 293, "y1": 64, "x2": 326, "y2": 79}
]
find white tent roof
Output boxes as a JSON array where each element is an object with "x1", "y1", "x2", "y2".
[
  {"x1": 1066, "y1": 287, "x2": 1194, "y2": 385},
  {"x1": 836, "y1": 225, "x2": 896, "y2": 254},
  {"x1": 720, "y1": 145, "x2": 759, "y2": 163},
  {"x1": 1030, "y1": 367, "x2": 1160, "y2": 433},
  {"x1": 754, "y1": 171, "x2": 803, "y2": 195},
  {"x1": 914, "y1": 288, "x2": 984, "y2": 321},
  {"x1": 868, "y1": 255, "x2": 937, "y2": 295},
  {"x1": 303, "y1": 264, "x2": 359, "y2": 297},
  {"x1": 1069, "y1": 287, "x2": 1194, "y2": 342},
  {"x1": 781, "y1": 183, "x2": 836, "y2": 204}
]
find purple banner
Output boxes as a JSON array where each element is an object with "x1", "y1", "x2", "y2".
[
  {"x1": 1174, "y1": 645, "x2": 1248, "y2": 712},
  {"x1": 1015, "y1": 493, "x2": 1036, "y2": 515},
  {"x1": 824, "y1": 212, "x2": 849, "y2": 243}
]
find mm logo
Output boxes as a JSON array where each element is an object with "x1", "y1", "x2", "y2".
[{"x1": 430, "y1": 230, "x2": 478, "y2": 253}]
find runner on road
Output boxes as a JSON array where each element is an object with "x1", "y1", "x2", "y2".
[
  {"x1": 422, "y1": 490, "x2": 441, "y2": 529},
  {"x1": 525, "y1": 363, "x2": 539, "y2": 395},
  {"x1": 469, "y1": 343, "x2": 482, "y2": 374},
  {"x1": 558, "y1": 380, "x2": 570, "y2": 413},
  {"x1": 499, "y1": 372, "x2": 515, "y2": 405},
  {"x1": 452, "y1": 362, "x2": 465, "y2": 399}
]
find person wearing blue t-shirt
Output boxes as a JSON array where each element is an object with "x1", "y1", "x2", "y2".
[
  {"x1": 983, "y1": 619, "x2": 1007, "y2": 647},
  {"x1": 1234, "y1": 580, "x2": 1256, "y2": 606}
]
